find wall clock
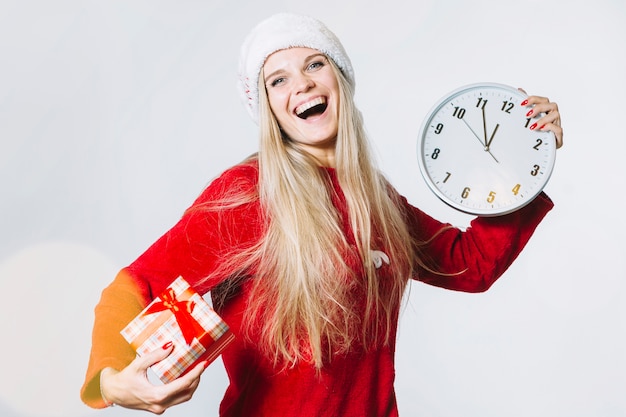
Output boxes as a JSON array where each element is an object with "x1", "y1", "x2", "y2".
[{"x1": 417, "y1": 82, "x2": 557, "y2": 216}]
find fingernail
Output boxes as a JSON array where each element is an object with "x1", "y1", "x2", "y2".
[
  {"x1": 540, "y1": 124, "x2": 546, "y2": 130},
  {"x1": 521, "y1": 99, "x2": 529, "y2": 106},
  {"x1": 204, "y1": 361, "x2": 210, "y2": 369},
  {"x1": 526, "y1": 109, "x2": 534, "y2": 117},
  {"x1": 162, "y1": 342, "x2": 173, "y2": 349},
  {"x1": 529, "y1": 123, "x2": 537, "y2": 130}
]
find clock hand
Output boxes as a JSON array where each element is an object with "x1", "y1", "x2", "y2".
[
  {"x1": 481, "y1": 106, "x2": 488, "y2": 147},
  {"x1": 484, "y1": 123, "x2": 500, "y2": 163},
  {"x1": 461, "y1": 118, "x2": 499, "y2": 163},
  {"x1": 486, "y1": 123, "x2": 500, "y2": 148},
  {"x1": 486, "y1": 148, "x2": 499, "y2": 163},
  {"x1": 461, "y1": 119, "x2": 486, "y2": 148}
]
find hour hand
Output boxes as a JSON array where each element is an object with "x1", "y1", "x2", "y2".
[
  {"x1": 460, "y1": 115, "x2": 498, "y2": 162},
  {"x1": 487, "y1": 123, "x2": 500, "y2": 148}
]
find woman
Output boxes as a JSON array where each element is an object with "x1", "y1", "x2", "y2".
[{"x1": 80, "y1": 12, "x2": 563, "y2": 416}]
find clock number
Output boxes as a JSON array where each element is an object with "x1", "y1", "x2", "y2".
[
  {"x1": 443, "y1": 172, "x2": 451, "y2": 183},
  {"x1": 487, "y1": 191, "x2": 496, "y2": 204},
  {"x1": 530, "y1": 165, "x2": 540, "y2": 176},
  {"x1": 533, "y1": 138, "x2": 543, "y2": 150},
  {"x1": 431, "y1": 148, "x2": 441, "y2": 159},
  {"x1": 501, "y1": 101, "x2": 514, "y2": 113},
  {"x1": 434, "y1": 123, "x2": 444, "y2": 134},
  {"x1": 476, "y1": 98, "x2": 488, "y2": 109},
  {"x1": 512, "y1": 183, "x2": 521, "y2": 195},
  {"x1": 461, "y1": 187, "x2": 470, "y2": 199},
  {"x1": 453, "y1": 106, "x2": 466, "y2": 119},
  {"x1": 524, "y1": 118, "x2": 532, "y2": 128}
]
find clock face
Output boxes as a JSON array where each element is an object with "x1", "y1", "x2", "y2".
[{"x1": 417, "y1": 83, "x2": 556, "y2": 216}]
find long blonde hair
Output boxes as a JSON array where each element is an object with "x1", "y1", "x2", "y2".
[{"x1": 206, "y1": 59, "x2": 421, "y2": 370}]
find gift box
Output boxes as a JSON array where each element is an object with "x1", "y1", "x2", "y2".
[{"x1": 121, "y1": 276, "x2": 235, "y2": 383}]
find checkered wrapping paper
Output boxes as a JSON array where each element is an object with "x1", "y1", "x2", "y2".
[{"x1": 121, "y1": 276, "x2": 234, "y2": 383}]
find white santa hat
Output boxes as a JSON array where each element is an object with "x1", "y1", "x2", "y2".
[{"x1": 237, "y1": 13, "x2": 356, "y2": 124}]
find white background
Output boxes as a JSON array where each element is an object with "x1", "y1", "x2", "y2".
[{"x1": 0, "y1": 1, "x2": 624, "y2": 416}]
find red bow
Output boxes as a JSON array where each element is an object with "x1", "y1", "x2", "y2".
[{"x1": 144, "y1": 288, "x2": 206, "y2": 345}]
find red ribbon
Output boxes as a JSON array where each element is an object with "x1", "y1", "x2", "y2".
[{"x1": 144, "y1": 287, "x2": 206, "y2": 345}]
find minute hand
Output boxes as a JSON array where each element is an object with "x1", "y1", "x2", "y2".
[{"x1": 482, "y1": 106, "x2": 488, "y2": 147}]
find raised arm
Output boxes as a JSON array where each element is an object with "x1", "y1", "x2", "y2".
[{"x1": 406, "y1": 193, "x2": 554, "y2": 292}]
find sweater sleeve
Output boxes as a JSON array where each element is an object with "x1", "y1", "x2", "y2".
[
  {"x1": 80, "y1": 162, "x2": 261, "y2": 409},
  {"x1": 406, "y1": 193, "x2": 554, "y2": 292},
  {"x1": 80, "y1": 269, "x2": 150, "y2": 408}
]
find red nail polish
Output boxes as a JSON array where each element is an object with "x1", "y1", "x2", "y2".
[
  {"x1": 162, "y1": 341, "x2": 173, "y2": 350},
  {"x1": 529, "y1": 123, "x2": 537, "y2": 130},
  {"x1": 526, "y1": 109, "x2": 534, "y2": 117},
  {"x1": 204, "y1": 361, "x2": 210, "y2": 369},
  {"x1": 521, "y1": 99, "x2": 529, "y2": 106},
  {"x1": 540, "y1": 124, "x2": 546, "y2": 130}
]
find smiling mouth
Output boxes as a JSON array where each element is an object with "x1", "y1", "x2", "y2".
[{"x1": 295, "y1": 97, "x2": 328, "y2": 119}]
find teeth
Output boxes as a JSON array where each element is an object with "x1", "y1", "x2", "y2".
[{"x1": 295, "y1": 97, "x2": 326, "y2": 116}]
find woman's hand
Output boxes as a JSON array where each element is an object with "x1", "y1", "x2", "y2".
[
  {"x1": 519, "y1": 90, "x2": 564, "y2": 149},
  {"x1": 100, "y1": 342, "x2": 208, "y2": 414}
]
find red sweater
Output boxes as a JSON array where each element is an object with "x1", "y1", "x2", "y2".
[{"x1": 81, "y1": 161, "x2": 553, "y2": 416}]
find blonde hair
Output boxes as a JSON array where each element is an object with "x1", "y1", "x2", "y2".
[{"x1": 203, "y1": 58, "x2": 423, "y2": 370}]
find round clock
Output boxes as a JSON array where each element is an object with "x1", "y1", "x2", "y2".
[{"x1": 417, "y1": 82, "x2": 557, "y2": 216}]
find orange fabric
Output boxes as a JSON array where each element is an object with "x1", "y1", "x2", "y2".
[{"x1": 80, "y1": 269, "x2": 150, "y2": 408}]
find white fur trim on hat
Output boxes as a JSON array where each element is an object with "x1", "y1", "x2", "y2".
[{"x1": 237, "y1": 13, "x2": 355, "y2": 124}]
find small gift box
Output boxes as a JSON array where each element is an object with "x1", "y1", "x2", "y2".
[{"x1": 121, "y1": 276, "x2": 234, "y2": 383}]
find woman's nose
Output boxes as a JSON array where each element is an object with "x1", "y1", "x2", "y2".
[{"x1": 294, "y1": 73, "x2": 315, "y2": 93}]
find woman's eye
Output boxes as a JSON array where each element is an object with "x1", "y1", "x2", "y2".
[
  {"x1": 270, "y1": 77, "x2": 285, "y2": 87},
  {"x1": 308, "y1": 61, "x2": 324, "y2": 71}
]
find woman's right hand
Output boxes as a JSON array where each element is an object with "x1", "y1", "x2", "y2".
[{"x1": 100, "y1": 342, "x2": 208, "y2": 414}]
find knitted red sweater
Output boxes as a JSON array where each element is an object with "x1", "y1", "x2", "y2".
[{"x1": 81, "y1": 161, "x2": 553, "y2": 416}]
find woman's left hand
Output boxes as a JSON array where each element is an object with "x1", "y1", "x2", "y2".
[{"x1": 520, "y1": 92, "x2": 564, "y2": 149}]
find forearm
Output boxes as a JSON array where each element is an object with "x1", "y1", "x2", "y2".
[
  {"x1": 415, "y1": 193, "x2": 554, "y2": 292},
  {"x1": 80, "y1": 269, "x2": 149, "y2": 408}
]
